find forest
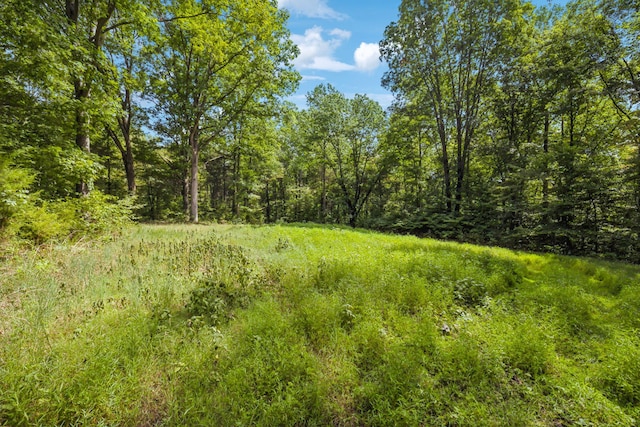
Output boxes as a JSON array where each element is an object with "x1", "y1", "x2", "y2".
[
  {"x1": 2, "y1": 1, "x2": 640, "y2": 425},
  {"x1": 1, "y1": 0, "x2": 639, "y2": 261}
]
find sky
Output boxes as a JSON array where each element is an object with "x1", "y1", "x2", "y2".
[
  {"x1": 277, "y1": 0, "x2": 399, "y2": 109},
  {"x1": 277, "y1": 0, "x2": 567, "y2": 110}
]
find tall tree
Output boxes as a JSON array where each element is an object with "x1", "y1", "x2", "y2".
[
  {"x1": 0, "y1": 0, "x2": 99, "y2": 198},
  {"x1": 151, "y1": 0, "x2": 298, "y2": 223},
  {"x1": 381, "y1": 0, "x2": 525, "y2": 215},
  {"x1": 482, "y1": 3, "x2": 540, "y2": 231},
  {"x1": 598, "y1": 0, "x2": 640, "y2": 217},
  {"x1": 304, "y1": 85, "x2": 387, "y2": 227},
  {"x1": 103, "y1": 9, "x2": 159, "y2": 196},
  {"x1": 61, "y1": 0, "x2": 144, "y2": 194}
]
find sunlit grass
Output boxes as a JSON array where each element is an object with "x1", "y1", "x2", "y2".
[{"x1": 1, "y1": 223, "x2": 639, "y2": 425}]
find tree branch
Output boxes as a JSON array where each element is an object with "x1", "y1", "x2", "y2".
[
  {"x1": 105, "y1": 125, "x2": 125, "y2": 154},
  {"x1": 99, "y1": 10, "x2": 216, "y2": 36}
]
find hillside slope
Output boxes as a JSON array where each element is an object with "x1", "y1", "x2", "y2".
[{"x1": 1, "y1": 224, "x2": 639, "y2": 426}]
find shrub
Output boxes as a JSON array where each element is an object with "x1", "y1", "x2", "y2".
[
  {"x1": 186, "y1": 241, "x2": 265, "y2": 325},
  {"x1": 66, "y1": 191, "x2": 134, "y2": 237},
  {"x1": 3, "y1": 187, "x2": 133, "y2": 244},
  {"x1": 186, "y1": 279, "x2": 244, "y2": 325},
  {"x1": 0, "y1": 158, "x2": 33, "y2": 230},
  {"x1": 12, "y1": 202, "x2": 73, "y2": 243}
]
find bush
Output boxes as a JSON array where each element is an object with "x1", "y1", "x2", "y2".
[
  {"x1": 0, "y1": 158, "x2": 33, "y2": 230},
  {"x1": 12, "y1": 202, "x2": 73, "y2": 243},
  {"x1": 4, "y1": 190, "x2": 133, "y2": 244},
  {"x1": 186, "y1": 241, "x2": 265, "y2": 325},
  {"x1": 68, "y1": 191, "x2": 134, "y2": 237}
]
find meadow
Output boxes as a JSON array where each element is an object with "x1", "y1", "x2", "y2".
[{"x1": 1, "y1": 224, "x2": 639, "y2": 426}]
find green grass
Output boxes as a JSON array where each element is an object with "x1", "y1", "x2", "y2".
[{"x1": 1, "y1": 223, "x2": 639, "y2": 426}]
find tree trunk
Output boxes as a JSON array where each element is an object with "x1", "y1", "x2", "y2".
[
  {"x1": 74, "y1": 82, "x2": 91, "y2": 196},
  {"x1": 320, "y1": 163, "x2": 327, "y2": 222},
  {"x1": 232, "y1": 148, "x2": 240, "y2": 218},
  {"x1": 190, "y1": 132, "x2": 199, "y2": 223},
  {"x1": 119, "y1": 87, "x2": 136, "y2": 195},
  {"x1": 416, "y1": 130, "x2": 423, "y2": 209},
  {"x1": 106, "y1": 119, "x2": 137, "y2": 196},
  {"x1": 183, "y1": 168, "x2": 190, "y2": 218},
  {"x1": 437, "y1": 118, "x2": 452, "y2": 213},
  {"x1": 265, "y1": 180, "x2": 271, "y2": 223},
  {"x1": 454, "y1": 163, "x2": 464, "y2": 216},
  {"x1": 454, "y1": 109, "x2": 464, "y2": 216},
  {"x1": 542, "y1": 110, "x2": 550, "y2": 216},
  {"x1": 122, "y1": 146, "x2": 136, "y2": 195},
  {"x1": 349, "y1": 212, "x2": 357, "y2": 228}
]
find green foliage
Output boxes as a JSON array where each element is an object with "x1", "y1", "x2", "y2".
[
  {"x1": 2, "y1": 190, "x2": 132, "y2": 245},
  {"x1": 503, "y1": 317, "x2": 555, "y2": 376},
  {"x1": 71, "y1": 191, "x2": 134, "y2": 237},
  {"x1": 196, "y1": 301, "x2": 326, "y2": 425},
  {"x1": 42, "y1": 146, "x2": 105, "y2": 196},
  {"x1": 454, "y1": 278, "x2": 489, "y2": 307},
  {"x1": 150, "y1": 0, "x2": 299, "y2": 223},
  {"x1": 597, "y1": 332, "x2": 640, "y2": 407},
  {"x1": 10, "y1": 202, "x2": 74, "y2": 243},
  {"x1": 2, "y1": 0, "x2": 640, "y2": 265},
  {"x1": 0, "y1": 159, "x2": 33, "y2": 230},
  {"x1": 0, "y1": 154, "x2": 131, "y2": 244},
  {"x1": 186, "y1": 241, "x2": 265, "y2": 325},
  {"x1": 361, "y1": 0, "x2": 640, "y2": 262}
]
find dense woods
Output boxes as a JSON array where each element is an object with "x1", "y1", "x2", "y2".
[{"x1": 1, "y1": 0, "x2": 639, "y2": 261}]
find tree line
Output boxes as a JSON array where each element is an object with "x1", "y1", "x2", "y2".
[{"x1": 1, "y1": 0, "x2": 639, "y2": 261}]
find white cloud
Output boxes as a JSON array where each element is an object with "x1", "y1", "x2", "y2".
[
  {"x1": 308, "y1": 57, "x2": 354, "y2": 72},
  {"x1": 329, "y1": 28, "x2": 351, "y2": 39},
  {"x1": 354, "y1": 42, "x2": 381, "y2": 71},
  {"x1": 291, "y1": 26, "x2": 355, "y2": 72},
  {"x1": 290, "y1": 27, "x2": 381, "y2": 73},
  {"x1": 301, "y1": 75, "x2": 326, "y2": 81},
  {"x1": 278, "y1": 0, "x2": 346, "y2": 20}
]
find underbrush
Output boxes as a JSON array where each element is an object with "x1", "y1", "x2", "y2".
[{"x1": 1, "y1": 224, "x2": 639, "y2": 425}]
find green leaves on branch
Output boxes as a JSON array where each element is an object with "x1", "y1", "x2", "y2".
[
  {"x1": 301, "y1": 84, "x2": 387, "y2": 227},
  {"x1": 374, "y1": 0, "x2": 640, "y2": 260}
]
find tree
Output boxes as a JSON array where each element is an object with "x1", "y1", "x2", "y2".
[
  {"x1": 0, "y1": 0, "x2": 96, "y2": 199},
  {"x1": 59, "y1": 0, "x2": 158, "y2": 194},
  {"x1": 481, "y1": 3, "x2": 540, "y2": 231},
  {"x1": 598, "y1": 0, "x2": 640, "y2": 218},
  {"x1": 304, "y1": 85, "x2": 387, "y2": 228},
  {"x1": 151, "y1": 0, "x2": 298, "y2": 223},
  {"x1": 103, "y1": 10, "x2": 159, "y2": 196},
  {"x1": 381, "y1": 0, "x2": 526, "y2": 215}
]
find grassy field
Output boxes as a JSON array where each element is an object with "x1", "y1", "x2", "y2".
[{"x1": 1, "y1": 224, "x2": 639, "y2": 426}]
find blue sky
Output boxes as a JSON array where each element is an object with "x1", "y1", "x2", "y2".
[
  {"x1": 278, "y1": 0, "x2": 398, "y2": 109},
  {"x1": 277, "y1": 0, "x2": 567, "y2": 110}
]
